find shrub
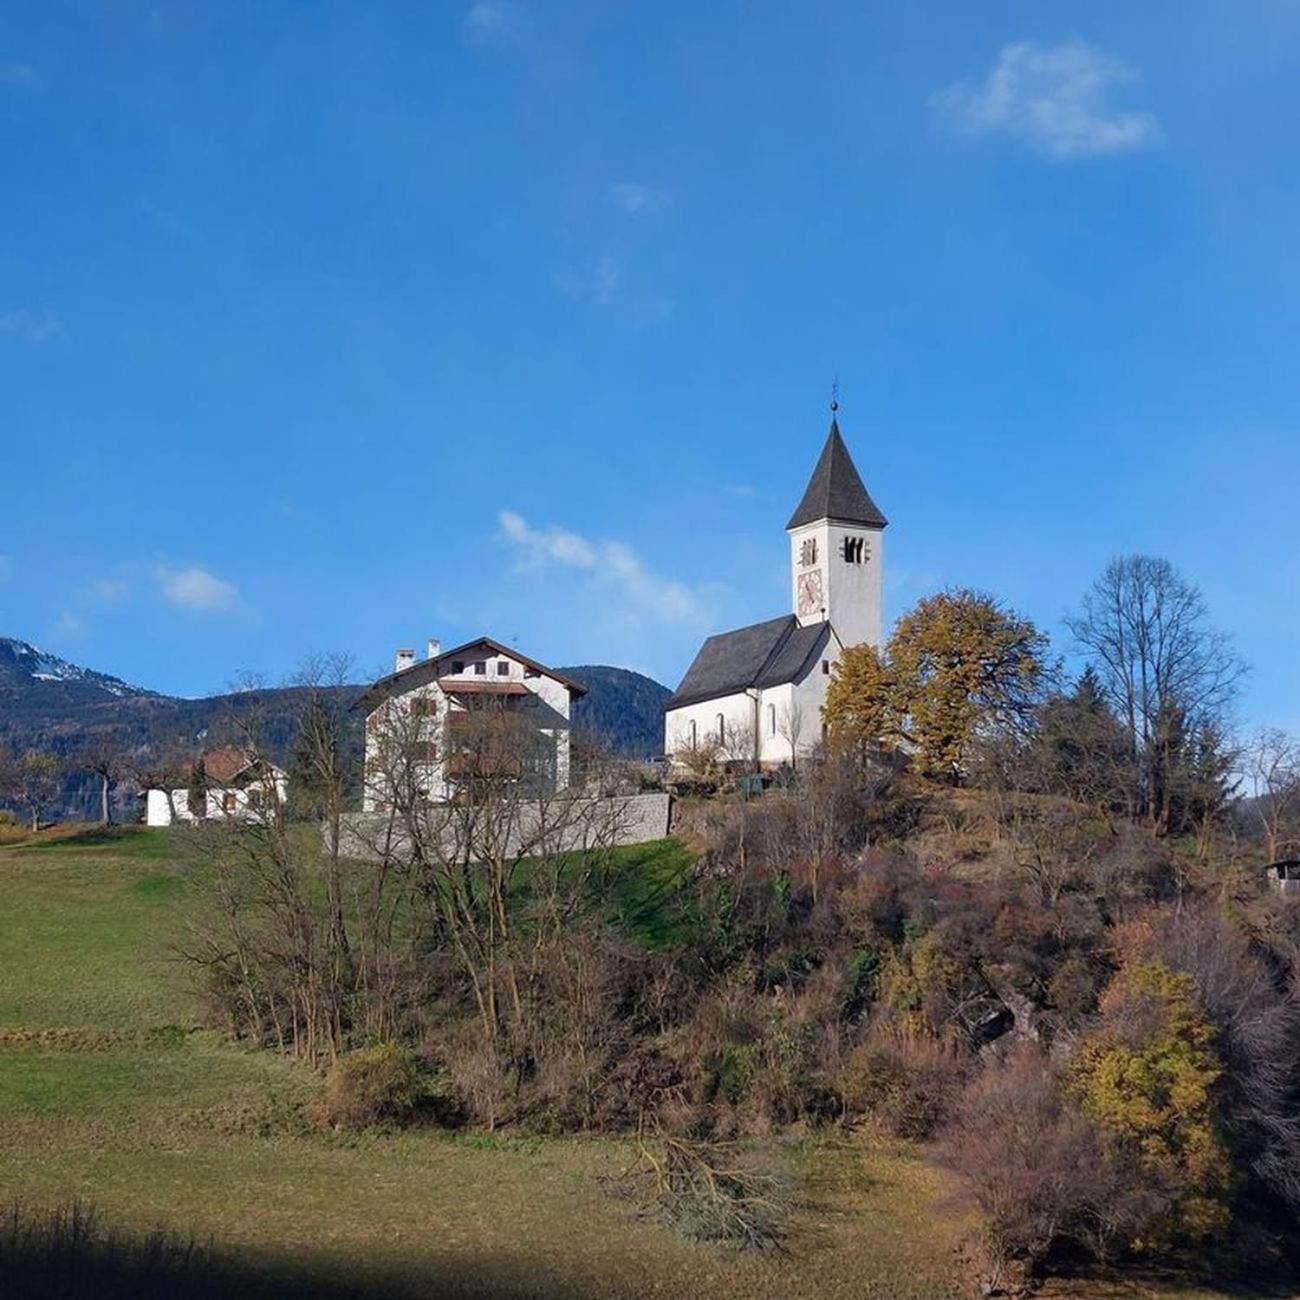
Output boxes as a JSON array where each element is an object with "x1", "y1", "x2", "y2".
[
  {"x1": 839, "y1": 947, "x2": 879, "y2": 1022},
  {"x1": 313, "y1": 1043, "x2": 425, "y2": 1131},
  {"x1": 875, "y1": 931, "x2": 964, "y2": 1036},
  {"x1": 939, "y1": 1051, "x2": 1119, "y2": 1283},
  {"x1": 713, "y1": 1042, "x2": 758, "y2": 1106},
  {"x1": 1155, "y1": 905, "x2": 1300, "y2": 1215},
  {"x1": 1070, "y1": 961, "x2": 1233, "y2": 1247},
  {"x1": 837, "y1": 1029, "x2": 966, "y2": 1137}
]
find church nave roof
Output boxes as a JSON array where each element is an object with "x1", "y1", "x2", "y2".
[{"x1": 665, "y1": 615, "x2": 830, "y2": 710}]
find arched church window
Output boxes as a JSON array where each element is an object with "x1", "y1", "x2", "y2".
[
  {"x1": 768, "y1": 703, "x2": 776, "y2": 735},
  {"x1": 716, "y1": 713, "x2": 726, "y2": 744}
]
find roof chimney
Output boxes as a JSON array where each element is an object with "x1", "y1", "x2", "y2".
[
  {"x1": 427, "y1": 637, "x2": 441, "y2": 661},
  {"x1": 395, "y1": 648, "x2": 416, "y2": 673}
]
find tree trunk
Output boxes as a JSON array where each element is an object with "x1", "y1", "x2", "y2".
[{"x1": 100, "y1": 773, "x2": 112, "y2": 825}]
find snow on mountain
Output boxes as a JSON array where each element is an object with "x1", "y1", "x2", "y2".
[{"x1": 0, "y1": 637, "x2": 149, "y2": 699}]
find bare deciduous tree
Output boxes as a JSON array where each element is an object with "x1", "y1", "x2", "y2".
[
  {"x1": 1067, "y1": 555, "x2": 1245, "y2": 833},
  {"x1": 0, "y1": 746, "x2": 63, "y2": 832},
  {"x1": 775, "y1": 699, "x2": 807, "y2": 771},
  {"x1": 121, "y1": 732, "x2": 198, "y2": 825},
  {"x1": 1246, "y1": 728, "x2": 1300, "y2": 863},
  {"x1": 74, "y1": 738, "x2": 127, "y2": 825},
  {"x1": 669, "y1": 728, "x2": 723, "y2": 781},
  {"x1": 354, "y1": 693, "x2": 632, "y2": 1123}
]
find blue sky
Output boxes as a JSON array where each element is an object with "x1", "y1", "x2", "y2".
[{"x1": 2, "y1": 1, "x2": 1298, "y2": 730}]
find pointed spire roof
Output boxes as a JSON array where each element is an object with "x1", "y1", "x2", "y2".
[{"x1": 786, "y1": 414, "x2": 888, "y2": 530}]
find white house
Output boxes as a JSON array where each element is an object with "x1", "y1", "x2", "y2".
[
  {"x1": 355, "y1": 635, "x2": 587, "y2": 813},
  {"x1": 144, "y1": 747, "x2": 289, "y2": 826},
  {"x1": 664, "y1": 407, "x2": 888, "y2": 768}
]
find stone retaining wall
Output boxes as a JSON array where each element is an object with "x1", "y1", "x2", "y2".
[{"x1": 338, "y1": 791, "x2": 672, "y2": 861}]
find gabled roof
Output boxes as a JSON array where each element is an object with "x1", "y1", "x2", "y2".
[
  {"x1": 352, "y1": 635, "x2": 587, "y2": 713},
  {"x1": 201, "y1": 747, "x2": 285, "y2": 784},
  {"x1": 665, "y1": 616, "x2": 830, "y2": 711},
  {"x1": 786, "y1": 416, "x2": 887, "y2": 531}
]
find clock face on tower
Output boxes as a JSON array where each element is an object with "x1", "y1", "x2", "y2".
[{"x1": 797, "y1": 568, "x2": 823, "y2": 619}]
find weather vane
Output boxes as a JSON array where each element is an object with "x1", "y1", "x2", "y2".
[{"x1": 830, "y1": 377, "x2": 839, "y2": 413}]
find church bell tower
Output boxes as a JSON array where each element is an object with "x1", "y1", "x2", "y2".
[{"x1": 786, "y1": 405, "x2": 887, "y2": 649}]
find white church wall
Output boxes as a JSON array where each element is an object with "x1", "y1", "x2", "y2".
[
  {"x1": 664, "y1": 692, "x2": 761, "y2": 764},
  {"x1": 666, "y1": 678, "x2": 823, "y2": 769}
]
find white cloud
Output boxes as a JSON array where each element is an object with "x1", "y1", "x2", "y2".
[
  {"x1": 612, "y1": 183, "x2": 669, "y2": 216},
  {"x1": 88, "y1": 577, "x2": 132, "y2": 603},
  {"x1": 498, "y1": 510, "x2": 706, "y2": 626},
  {"x1": 933, "y1": 39, "x2": 1162, "y2": 160},
  {"x1": 158, "y1": 565, "x2": 238, "y2": 612},
  {"x1": 0, "y1": 308, "x2": 59, "y2": 343},
  {"x1": 50, "y1": 612, "x2": 85, "y2": 641},
  {"x1": 462, "y1": 2, "x2": 524, "y2": 46},
  {"x1": 555, "y1": 255, "x2": 623, "y2": 307}
]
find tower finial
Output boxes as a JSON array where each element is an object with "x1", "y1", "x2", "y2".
[{"x1": 830, "y1": 376, "x2": 839, "y2": 414}]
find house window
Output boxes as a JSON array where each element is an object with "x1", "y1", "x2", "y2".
[
  {"x1": 451, "y1": 660, "x2": 465, "y2": 674},
  {"x1": 524, "y1": 666, "x2": 540, "y2": 678},
  {"x1": 497, "y1": 661, "x2": 509, "y2": 676},
  {"x1": 822, "y1": 659, "x2": 830, "y2": 675},
  {"x1": 842, "y1": 536, "x2": 868, "y2": 564},
  {"x1": 768, "y1": 703, "x2": 776, "y2": 735},
  {"x1": 222, "y1": 791, "x2": 237, "y2": 814},
  {"x1": 474, "y1": 661, "x2": 486, "y2": 676},
  {"x1": 409, "y1": 696, "x2": 437, "y2": 716}
]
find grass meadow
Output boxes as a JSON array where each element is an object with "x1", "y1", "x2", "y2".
[{"x1": 0, "y1": 826, "x2": 1249, "y2": 1299}]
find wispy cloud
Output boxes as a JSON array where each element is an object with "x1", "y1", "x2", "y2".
[
  {"x1": 87, "y1": 576, "x2": 132, "y2": 603},
  {"x1": 49, "y1": 612, "x2": 85, "y2": 642},
  {"x1": 611, "y1": 183, "x2": 669, "y2": 216},
  {"x1": 555, "y1": 255, "x2": 623, "y2": 307},
  {"x1": 157, "y1": 565, "x2": 238, "y2": 613},
  {"x1": 498, "y1": 510, "x2": 707, "y2": 626},
  {"x1": 933, "y1": 39, "x2": 1162, "y2": 160},
  {"x1": 462, "y1": 2, "x2": 525, "y2": 47},
  {"x1": 0, "y1": 308, "x2": 60, "y2": 343},
  {"x1": 554, "y1": 257, "x2": 672, "y2": 322}
]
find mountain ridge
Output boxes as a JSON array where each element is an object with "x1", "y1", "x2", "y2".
[{"x1": 0, "y1": 636, "x2": 670, "y2": 820}]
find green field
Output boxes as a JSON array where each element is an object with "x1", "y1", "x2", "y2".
[{"x1": 0, "y1": 828, "x2": 1238, "y2": 1298}]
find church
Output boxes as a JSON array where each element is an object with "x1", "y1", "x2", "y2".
[{"x1": 663, "y1": 408, "x2": 887, "y2": 767}]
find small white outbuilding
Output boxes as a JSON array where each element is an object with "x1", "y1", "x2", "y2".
[{"x1": 144, "y1": 747, "x2": 288, "y2": 827}]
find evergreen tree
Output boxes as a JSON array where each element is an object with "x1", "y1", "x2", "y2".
[
  {"x1": 1030, "y1": 668, "x2": 1134, "y2": 811},
  {"x1": 186, "y1": 757, "x2": 208, "y2": 819}
]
